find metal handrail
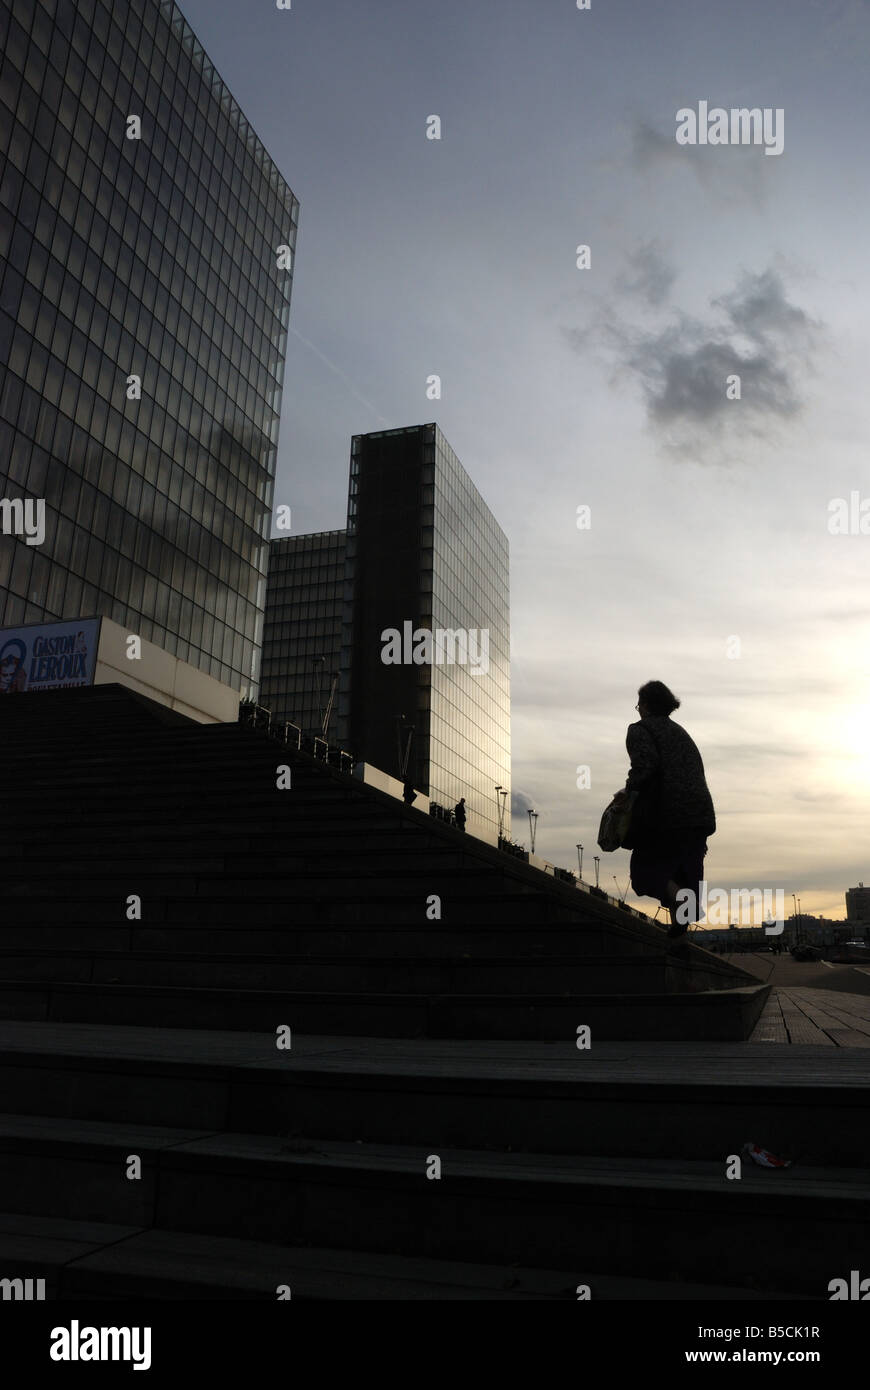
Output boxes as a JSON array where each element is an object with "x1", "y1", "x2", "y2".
[{"x1": 238, "y1": 702, "x2": 353, "y2": 773}]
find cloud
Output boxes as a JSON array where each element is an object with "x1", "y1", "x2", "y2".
[
  {"x1": 636, "y1": 270, "x2": 819, "y2": 428},
  {"x1": 714, "y1": 269, "x2": 815, "y2": 345},
  {"x1": 510, "y1": 787, "x2": 536, "y2": 817},
  {"x1": 633, "y1": 326, "x2": 796, "y2": 425},
  {"x1": 614, "y1": 240, "x2": 675, "y2": 308},
  {"x1": 564, "y1": 266, "x2": 822, "y2": 456}
]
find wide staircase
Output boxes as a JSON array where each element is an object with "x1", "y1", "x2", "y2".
[{"x1": 0, "y1": 684, "x2": 862, "y2": 1299}]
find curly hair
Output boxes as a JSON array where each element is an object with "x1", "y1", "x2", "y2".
[{"x1": 638, "y1": 680, "x2": 681, "y2": 716}]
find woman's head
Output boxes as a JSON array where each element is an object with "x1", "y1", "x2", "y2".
[{"x1": 637, "y1": 680, "x2": 680, "y2": 717}]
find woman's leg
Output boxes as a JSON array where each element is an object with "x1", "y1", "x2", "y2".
[
  {"x1": 666, "y1": 878, "x2": 680, "y2": 921},
  {"x1": 665, "y1": 877, "x2": 684, "y2": 931},
  {"x1": 665, "y1": 838, "x2": 708, "y2": 936}
]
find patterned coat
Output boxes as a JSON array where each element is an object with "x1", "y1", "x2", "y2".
[{"x1": 623, "y1": 714, "x2": 716, "y2": 842}]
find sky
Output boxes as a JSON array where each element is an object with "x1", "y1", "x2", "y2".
[{"x1": 177, "y1": 0, "x2": 870, "y2": 921}]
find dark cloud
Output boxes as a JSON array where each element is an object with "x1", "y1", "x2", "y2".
[
  {"x1": 633, "y1": 325, "x2": 796, "y2": 424},
  {"x1": 510, "y1": 787, "x2": 536, "y2": 817},
  {"x1": 565, "y1": 267, "x2": 821, "y2": 448},
  {"x1": 714, "y1": 269, "x2": 814, "y2": 344},
  {"x1": 635, "y1": 271, "x2": 819, "y2": 428}
]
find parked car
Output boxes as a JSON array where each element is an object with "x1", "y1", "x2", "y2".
[
  {"x1": 831, "y1": 940, "x2": 870, "y2": 963},
  {"x1": 791, "y1": 944, "x2": 822, "y2": 962}
]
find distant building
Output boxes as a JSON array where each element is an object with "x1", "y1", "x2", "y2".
[
  {"x1": 846, "y1": 883, "x2": 870, "y2": 925},
  {"x1": 259, "y1": 531, "x2": 345, "y2": 741},
  {"x1": 261, "y1": 424, "x2": 510, "y2": 836}
]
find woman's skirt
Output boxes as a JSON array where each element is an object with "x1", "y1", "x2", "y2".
[{"x1": 629, "y1": 828, "x2": 709, "y2": 912}]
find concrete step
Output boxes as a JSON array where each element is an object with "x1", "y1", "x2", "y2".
[
  {"x1": 0, "y1": 948, "x2": 682, "y2": 994},
  {"x1": 0, "y1": 947, "x2": 751, "y2": 996},
  {"x1": 0, "y1": 977, "x2": 770, "y2": 1040},
  {"x1": 2, "y1": 811, "x2": 431, "y2": 848},
  {"x1": 2, "y1": 830, "x2": 461, "y2": 866},
  {"x1": 0, "y1": 922, "x2": 634, "y2": 956},
  {"x1": 0, "y1": 1211, "x2": 807, "y2": 1300},
  {"x1": 0, "y1": 1112, "x2": 857, "y2": 1295},
  {"x1": 0, "y1": 793, "x2": 368, "y2": 824},
  {"x1": 5, "y1": 855, "x2": 493, "y2": 888},
  {"x1": 4, "y1": 897, "x2": 644, "y2": 932},
  {"x1": 0, "y1": 1021, "x2": 863, "y2": 1166}
]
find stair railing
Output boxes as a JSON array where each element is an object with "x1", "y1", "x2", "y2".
[{"x1": 237, "y1": 701, "x2": 354, "y2": 774}]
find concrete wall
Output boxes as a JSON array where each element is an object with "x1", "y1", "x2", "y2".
[
  {"x1": 94, "y1": 618, "x2": 239, "y2": 724},
  {"x1": 353, "y1": 762, "x2": 430, "y2": 814}
]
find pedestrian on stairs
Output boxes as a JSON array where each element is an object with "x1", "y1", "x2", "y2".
[{"x1": 611, "y1": 681, "x2": 715, "y2": 940}]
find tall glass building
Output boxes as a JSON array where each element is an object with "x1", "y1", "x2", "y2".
[
  {"x1": 260, "y1": 529, "x2": 346, "y2": 741},
  {"x1": 0, "y1": 0, "x2": 298, "y2": 696},
  {"x1": 346, "y1": 424, "x2": 510, "y2": 836},
  {"x1": 262, "y1": 424, "x2": 510, "y2": 837}
]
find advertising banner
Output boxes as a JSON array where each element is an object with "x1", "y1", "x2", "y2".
[{"x1": 0, "y1": 617, "x2": 101, "y2": 694}]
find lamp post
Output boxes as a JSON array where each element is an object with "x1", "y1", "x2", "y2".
[
  {"x1": 527, "y1": 809, "x2": 538, "y2": 854},
  {"x1": 797, "y1": 896, "x2": 802, "y2": 946},
  {"x1": 576, "y1": 843, "x2": 583, "y2": 879},
  {"x1": 495, "y1": 786, "x2": 509, "y2": 839},
  {"x1": 593, "y1": 855, "x2": 600, "y2": 889}
]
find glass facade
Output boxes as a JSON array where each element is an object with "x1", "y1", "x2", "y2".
[
  {"x1": 342, "y1": 423, "x2": 510, "y2": 836},
  {"x1": 0, "y1": 0, "x2": 298, "y2": 696},
  {"x1": 428, "y1": 427, "x2": 510, "y2": 836},
  {"x1": 260, "y1": 530, "x2": 346, "y2": 740}
]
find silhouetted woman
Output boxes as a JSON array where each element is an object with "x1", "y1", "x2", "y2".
[{"x1": 611, "y1": 681, "x2": 715, "y2": 938}]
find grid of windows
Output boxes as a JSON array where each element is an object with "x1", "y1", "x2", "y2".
[
  {"x1": 260, "y1": 530, "x2": 346, "y2": 739},
  {"x1": 427, "y1": 427, "x2": 510, "y2": 836},
  {"x1": 0, "y1": 0, "x2": 297, "y2": 693},
  {"x1": 341, "y1": 423, "x2": 510, "y2": 835}
]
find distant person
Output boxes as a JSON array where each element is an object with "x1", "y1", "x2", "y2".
[
  {"x1": 454, "y1": 797, "x2": 467, "y2": 831},
  {"x1": 611, "y1": 681, "x2": 715, "y2": 939}
]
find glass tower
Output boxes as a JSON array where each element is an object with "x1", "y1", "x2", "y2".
[
  {"x1": 260, "y1": 529, "x2": 346, "y2": 741},
  {"x1": 343, "y1": 423, "x2": 510, "y2": 837},
  {"x1": 0, "y1": 0, "x2": 298, "y2": 696}
]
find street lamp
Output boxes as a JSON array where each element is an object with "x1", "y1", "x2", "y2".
[
  {"x1": 576, "y1": 843, "x2": 583, "y2": 879},
  {"x1": 495, "y1": 786, "x2": 509, "y2": 839},
  {"x1": 527, "y1": 809, "x2": 538, "y2": 854}
]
